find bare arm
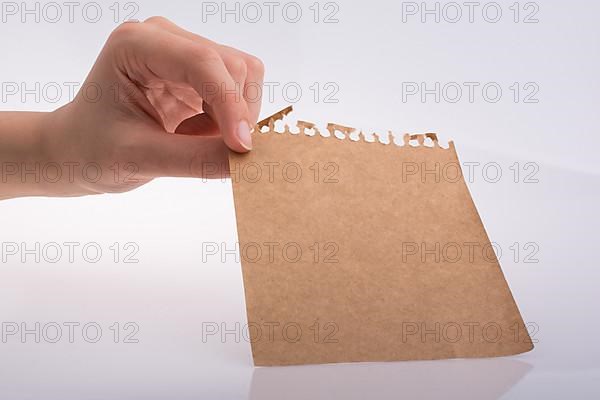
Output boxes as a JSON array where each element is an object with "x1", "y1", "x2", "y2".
[{"x1": 0, "y1": 17, "x2": 264, "y2": 200}]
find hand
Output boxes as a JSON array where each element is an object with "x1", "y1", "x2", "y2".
[{"x1": 0, "y1": 17, "x2": 265, "y2": 199}]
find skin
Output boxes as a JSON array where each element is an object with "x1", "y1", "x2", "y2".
[{"x1": 0, "y1": 17, "x2": 265, "y2": 200}]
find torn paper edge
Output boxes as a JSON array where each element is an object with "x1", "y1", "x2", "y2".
[{"x1": 253, "y1": 106, "x2": 455, "y2": 150}]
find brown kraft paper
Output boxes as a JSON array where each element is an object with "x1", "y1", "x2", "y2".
[{"x1": 228, "y1": 106, "x2": 533, "y2": 366}]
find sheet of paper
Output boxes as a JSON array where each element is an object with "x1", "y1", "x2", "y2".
[{"x1": 229, "y1": 107, "x2": 533, "y2": 366}]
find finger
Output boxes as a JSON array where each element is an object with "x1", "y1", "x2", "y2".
[
  {"x1": 144, "y1": 17, "x2": 264, "y2": 126},
  {"x1": 222, "y1": 45, "x2": 265, "y2": 127},
  {"x1": 145, "y1": 17, "x2": 250, "y2": 104},
  {"x1": 144, "y1": 16, "x2": 220, "y2": 46},
  {"x1": 109, "y1": 22, "x2": 252, "y2": 152},
  {"x1": 134, "y1": 128, "x2": 230, "y2": 179}
]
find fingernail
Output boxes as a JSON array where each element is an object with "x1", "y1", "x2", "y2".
[{"x1": 237, "y1": 120, "x2": 252, "y2": 150}]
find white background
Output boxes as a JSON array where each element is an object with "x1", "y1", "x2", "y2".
[{"x1": 1, "y1": 0, "x2": 599, "y2": 398}]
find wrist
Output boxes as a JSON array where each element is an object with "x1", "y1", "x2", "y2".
[{"x1": 32, "y1": 104, "x2": 95, "y2": 197}]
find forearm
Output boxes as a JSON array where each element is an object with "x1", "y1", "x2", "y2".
[
  {"x1": 1, "y1": 19, "x2": 263, "y2": 200},
  {"x1": 0, "y1": 109, "x2": 88, "y2": 199}
]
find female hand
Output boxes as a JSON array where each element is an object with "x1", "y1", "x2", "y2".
[{"x1": 0, "y1": 17, "x2": 264, "y2": 198}]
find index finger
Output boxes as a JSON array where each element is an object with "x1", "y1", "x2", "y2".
[{"x1": 108, "y1": 22, "x2": 252, "y2": 152}]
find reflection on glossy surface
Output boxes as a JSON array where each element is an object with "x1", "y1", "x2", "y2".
[{"x1": 250, "y1": 358, "x2": 532, "y2": 400}]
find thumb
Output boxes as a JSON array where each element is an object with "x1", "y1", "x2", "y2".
[{"x1": 135, "y1": 131, "x2": 230, "y2": 179}]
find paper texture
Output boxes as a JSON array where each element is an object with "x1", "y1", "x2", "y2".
[{"x1": 229, "y1": 107, "x2": 533, "y2": 366}]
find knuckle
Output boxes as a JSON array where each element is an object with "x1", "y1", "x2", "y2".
[
  {"x1": 227, "y1": 57, "x2": 248, "y2": 81},
  {"x1": 109, "y1": 21, "x2": 143, "y2": 45},
  {"x1": 144, "y1": 16, "x2": 170, "y2": 26},
  {"x1": 195, "y1": 46, "x2": 222, "y2": 64},
  {"x1": 245, "y1": 55, "x2": 265, "y2": 75}
]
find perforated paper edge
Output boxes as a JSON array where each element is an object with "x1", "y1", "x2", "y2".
[{"x1": 253, "y1": 106, "x2": 455, "y2": 150}]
